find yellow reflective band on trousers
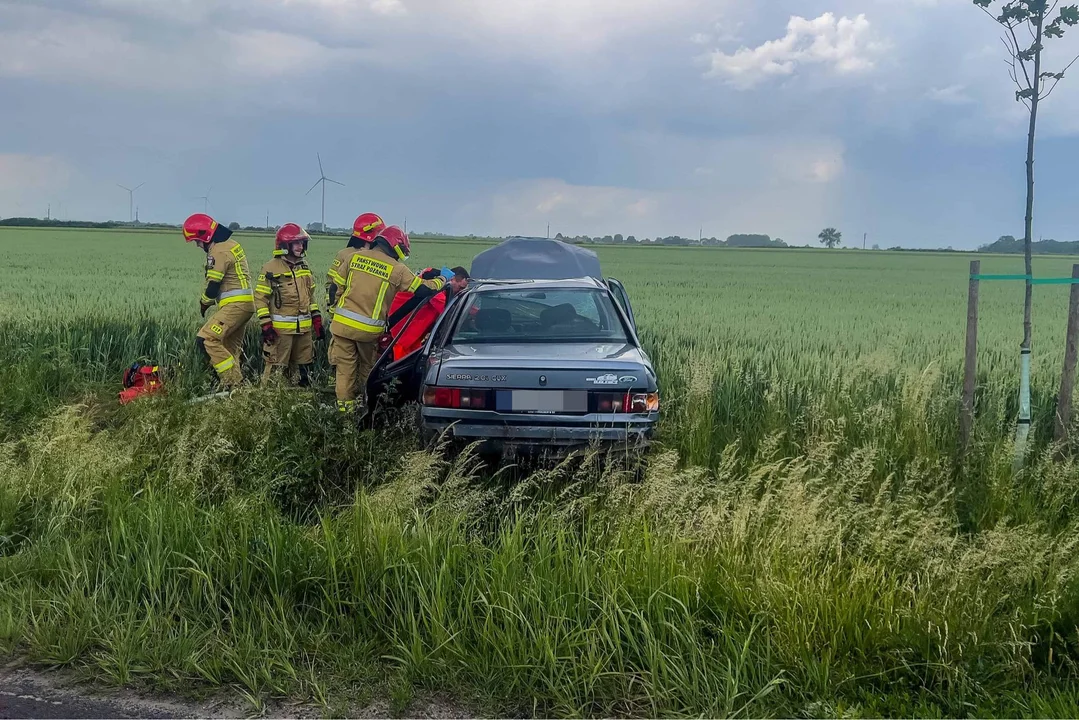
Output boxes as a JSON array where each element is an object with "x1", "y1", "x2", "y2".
[
  {"x1": 349, "y1": 255, "x2": 392, "y2": 280},
  {"x1": 333, "y1": 307, "x2": 385, "y2": 333},
  {"x1": 213, "y1": 356, "x2": 235, "y2": 373}
]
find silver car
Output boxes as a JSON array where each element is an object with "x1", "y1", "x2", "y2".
[{"x1": 367, "y1": 238, "x2": 660, "y2": 456}]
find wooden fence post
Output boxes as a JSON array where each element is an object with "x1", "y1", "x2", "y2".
[
  {"x1": 1053, "y1": 264, "x2": 1079, "y2": 444},
  {"x1": 961, "y1": 260, "x2": 980, "y2": 454}
]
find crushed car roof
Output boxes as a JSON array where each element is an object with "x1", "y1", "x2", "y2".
[{"x1": 471, "y1": 237, "x2": 602, "y2": 281}]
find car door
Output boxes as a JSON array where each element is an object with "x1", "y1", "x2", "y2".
[
  {"x1": 365, "y1": 294, "x2": 461, "y2": 409},
  {"x1": 606, "y1": 277, "x2": 637, "y2": 329}
]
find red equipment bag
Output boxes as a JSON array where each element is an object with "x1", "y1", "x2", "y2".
[{"x1": 119, "y1": 363, "x2": 164, "y2": 404}]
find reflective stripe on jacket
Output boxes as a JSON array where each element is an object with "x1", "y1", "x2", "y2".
[
  {"x1": 328, "y1": 247, "x2": 444, "y2": 342},
  {"x1": 202, "y1": 240, "x2": 254, "y2": 310},
  {"x1": 254, "y1": 257, "x2": 319, "y2": 335}
]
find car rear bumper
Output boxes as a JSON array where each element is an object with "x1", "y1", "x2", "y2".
[{"x1": 421, "y1": 408, "x2": 657, "y2": 450}]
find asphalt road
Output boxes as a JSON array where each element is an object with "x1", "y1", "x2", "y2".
[{"x1": 0, "y1": 670, "x2": 183, "y2": 720}]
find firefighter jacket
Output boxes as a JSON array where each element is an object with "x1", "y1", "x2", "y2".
[
  {"x1": 328, "y1": 246, "x2": 445, "y2": 342},
  {"x1": 326, "y1": 246, "x2": 359, "y2": 312},
  {"x1": 202, "y1": 239, "x2": 255, "y2": 310},
  {"x1": 254, "y1": 256, "x2": 319, "y2": 334}
]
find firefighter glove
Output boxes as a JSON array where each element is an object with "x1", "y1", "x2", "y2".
[
  {"x1": 261, "y1": 322, "x2": 279, "y2": 344},
  {"x1": 439, "y1": 266, "x2": 455, "y2": 281},
  {"x1": 199, "y1": 300, "x2": 212, "y2": 317},
  {"x1": 312, "y1": 313, "x2": 325, "y2": 340},
  {"x1": 421, "y1": 267, "x2": 441, "y2": 280}
]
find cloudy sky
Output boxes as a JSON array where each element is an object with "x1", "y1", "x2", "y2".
[{"x1": 2, "y1": 0, "x2": 1079, "y2": 247}]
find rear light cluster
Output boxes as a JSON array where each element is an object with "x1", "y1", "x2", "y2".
[
  {"x1": 422, "y1": 387, "x2": 489, "y2": 409},
  {"x1": 422, "y1": 388, "x2": 660, "y2": 413},
  {"x1": 592, "y1": 392, "x2": 660, "y2": 413}
]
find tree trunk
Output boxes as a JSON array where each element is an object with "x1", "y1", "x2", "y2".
[
  {"x1": 1015, "y1": 11, "x2": 1043, "y2": 467},
  {"x1": 1054, "y1": 264, "x2": 1079, "y2": 445}
]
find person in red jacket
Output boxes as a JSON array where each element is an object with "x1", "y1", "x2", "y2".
[{"x1": 385, "y1": 266, "x2": 470, "y2": 360}]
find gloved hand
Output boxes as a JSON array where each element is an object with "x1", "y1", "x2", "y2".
[
  {"x1": 261, "y1": 322, "x2": 279, "y2": 344},
  {"x1": 200, "y1": 300, "x2": 212, "y2": 317},
  {"x1": 439, "y1": 266, "x2": 454, "y2": 281},
  {"x1": 420, "y1": 267, "x2": 441, "y2": 280},
  {"x1": 312, "y1": 313, "x2": 325, "y2": 340}
]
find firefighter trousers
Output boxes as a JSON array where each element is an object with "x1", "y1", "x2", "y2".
[
  {"x1": 262, "y1": 332, "x2": 314, "y2": 385},
  {"x1": 328, "y1": 335, "x2": 378, "y2": 412},
  {"x1": 197, "y1": 304, "x2": 254, "y2": 388}
]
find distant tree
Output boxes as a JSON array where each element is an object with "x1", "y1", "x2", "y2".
[
  {"x1": 818, "y1": 227, "x2": 842, "y2": 249},
  {"x1": 727, "y1": 234, "x2": 787, "y2": 248},
  {"x1": 228, "y1": 221, "x2": 240, "y2": 231},
  {"x1": 613, "y1": 233, "x2": 624, "y2": 244},
  {"x1": 872, "y1": 243, "x2": 881, "y2": 251},
  {"x1": 554, "y1": 232, "x2": 565, "y2": 241},
  {"x1": 627, "y1": 235, "x2": 637, "y2": 243}
]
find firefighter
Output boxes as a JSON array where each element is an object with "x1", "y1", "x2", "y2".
[
  {"x1": 328, "y1": 224, "x2": 448, "y2": 413},
  {"x1": 183, "y1": 213, "x2": 255, "y2": 389},
  {"x1": 327, "y1": 212, "x2": 386, "y2": 309},
  {"x1": 254, "y1": 223, "x2": 323, "y2": 386},
  {"x1": 326, "y1": 212, "x2": 385, "y2": 387}
]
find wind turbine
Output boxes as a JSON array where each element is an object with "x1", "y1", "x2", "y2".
[
  {"x1": 305, "y1": 153, "x2": 343, "y2": 231},
  {"x1": 196, "y1": 187, "x2": 212, "y2": 214},
  {"x1": 117, "y1": 182, "x2": 145, "y2": 223}
]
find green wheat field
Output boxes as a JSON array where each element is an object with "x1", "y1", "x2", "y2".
[{"x1": 3, "y1": 226, "x2": 1079, "y2": 717}]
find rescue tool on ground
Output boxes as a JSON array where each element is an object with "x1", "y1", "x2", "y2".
[
  {"x1": 183, "y1": 213, "x2": 255, "y2": 389},
  {"x1": 327, "y1": 221, "x2": 450, "y2": 413},
  {"x1": 255, "y1": 222, "x2": 322, "y2": 386},
  {"x1": 118, "y1": 363, "x2": 165, "y2": 405}
]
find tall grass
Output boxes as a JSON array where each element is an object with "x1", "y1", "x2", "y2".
[
  {"x1": 2, "y1": 399, "x2": 1079, "y2": 716},
  {"x1": 3, "y1": 228, "x2": 1079, "y2": 715}
]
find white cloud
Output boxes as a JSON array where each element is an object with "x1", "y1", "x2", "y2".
[
  {"x1": 810, "y1": 156, "x2": 844, "y2": 183},
  {"x1": 926, "y1": 84, "x2": 974, "y2": 105},
  {"x1": 706, "y1": 12, "x2": 882, "y2": 89},
  {"x1": 0, "y1": 5, "x2": 363, "y2": 92},
  {"x1": 370, "y1": 0, "x2": 406, "y2": 16},
  {"x1": 474, "y1": 179, "x2": 664, "y2": 237}
]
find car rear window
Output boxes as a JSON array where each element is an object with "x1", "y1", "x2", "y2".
[{"x1": 451, "y1": 288, "x2": 629, "y2": 344}]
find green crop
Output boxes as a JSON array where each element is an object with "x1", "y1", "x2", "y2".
[{"x1": 2, "y1": 226, "x2": 1079, "y2": 717}]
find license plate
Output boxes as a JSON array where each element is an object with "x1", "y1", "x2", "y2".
[{"x1": 497, "y1": 390, "x2": 587, "y2": 413}]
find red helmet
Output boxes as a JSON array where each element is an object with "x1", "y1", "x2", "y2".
[
  {"x1": 183, "y1": 213, "x2": 219, "y2": 244},
  {"x1": 275, "y1": 222, "x2": 309, "y2": 255},
  {"x1": 375, "y1": 225, "x2": 411, "y2": 260},
  {"x1": 352, "y1": 212, "x2": 385, "y2": 244}
]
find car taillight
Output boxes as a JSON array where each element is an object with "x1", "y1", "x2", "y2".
[
  {"x1": 626, "y1": 392, "x2": 660, "y2": 413},
  {"x1": 422, "y1": 387, "x2": 488, "y2": 409},
  {"x1": 591, "y1": 391, "x2": 660, "y2": 413}
]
